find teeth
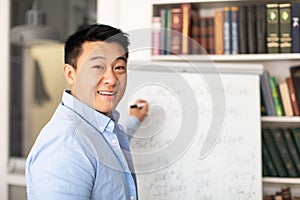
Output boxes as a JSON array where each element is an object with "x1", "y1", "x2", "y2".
[{"x1": 99, "y1": 91, "x2": 114, "y2": 96}]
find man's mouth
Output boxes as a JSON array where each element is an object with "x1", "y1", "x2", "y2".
[{"x1": 97, "y1": 91, "x2": 116, "y2": 96}]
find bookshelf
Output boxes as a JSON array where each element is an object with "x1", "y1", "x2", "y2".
[{"x1": 149, "y1": 0, "x2": 300, "y2": 199}]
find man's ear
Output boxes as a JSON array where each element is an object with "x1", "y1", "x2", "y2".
[{"x1": 63, "y1": 64, "x2": 76, "y2": 85}]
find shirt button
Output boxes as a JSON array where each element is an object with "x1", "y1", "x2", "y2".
[
  {"x1": 112, "y1": 139, "x2": 117, "y2": 144},
  {"x1": 100, "y1": 126, "x2": 104, "y2": 132},
  {"x1": 129, "y1": 196, "x2": 134, "y2": 200}
]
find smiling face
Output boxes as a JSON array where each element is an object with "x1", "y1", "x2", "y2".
[{"x1": 64, "y1": 41, "x2": 127, "y2": 116}]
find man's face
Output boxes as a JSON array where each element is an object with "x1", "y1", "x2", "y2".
[{"x1": 67, "y1": 41, "x2": 127, "y2": 115}]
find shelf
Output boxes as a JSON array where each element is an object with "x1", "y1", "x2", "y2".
[
  {"x1": 7, "y1": 173, "x2": 26, "y2": 187},
  {"x1": 261, "y1": 116, "x2": 300, "y2": 123},
  {"x1": 151, "y1": 54, "x2": 300, "y2": 62},
  {"x1": 152, "y1": 0, "x2": 244, "y2": 4},
  {"x1": 263, "y1": 177, "x2": 300, "y2": 185}
]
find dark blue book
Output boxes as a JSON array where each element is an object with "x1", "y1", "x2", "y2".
[
  {"x1": 256, "y1": 4, "x2": 266, "y2": 53},
  {"x1": 292, "y1": 3, "x2": 300, "y2": 53},
  {"x1": 223, "y1": 6, "x2": 232, "y2": 54},
  {"x1": 247, "y1": 5, "x2": 257, "y2": 54},
  {"x1": 260, "y1": 70, "x2": 276, "y2": 116}
]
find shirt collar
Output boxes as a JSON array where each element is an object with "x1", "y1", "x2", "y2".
[{"x1": 61, "y1": 90, "x2": 115, "y2": 133}]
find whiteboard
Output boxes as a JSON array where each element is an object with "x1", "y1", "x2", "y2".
[{"x1": 117, "y1": 63, "x2": 262, "y2": 200}]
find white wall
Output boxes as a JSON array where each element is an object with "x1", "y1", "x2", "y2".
[{"x1": 0, "y1": 0, "x2": 10, "y2": 198}]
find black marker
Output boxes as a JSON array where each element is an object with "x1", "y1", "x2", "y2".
[{"x1": 130, "y1": 102, "x2": 145, "y2": 109}]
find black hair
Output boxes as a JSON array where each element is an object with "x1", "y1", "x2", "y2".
[{"x1": 64, "y1": 23, "x2": 130, "y2": 69}]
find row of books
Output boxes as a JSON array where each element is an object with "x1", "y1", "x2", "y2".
[
  {"x1": 262, "y1": 127, "x2": 300, "y2": 178},
  {"x1": 260, "y1": 66, "x2": 300, "y2": 116},
  {"x1": 152, "y1": 2, "x2": 300, "y2": 55},
  {"x1": 264, "y1": 187, "x2": 300, "y2": 200}
]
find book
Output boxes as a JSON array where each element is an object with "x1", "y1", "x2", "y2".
[
  {"x1": 238, "y1": 5, "x2": 248, "y2": 54},
  {"x1": 247, "y1": 5, "x2": 257, "y2": 54},
  {"x1": 256, "y1": 4, "x2": 267, "y2": 53},
  {"x1": 199, "y1": 8, "x2": 215, "y2": 54},
  {"x1": 159, "y1": 8, "x2": 167, "y2": 55},
  {"x1": 262, "y1": 138, "x2": 279, "y2": 177},
  {"x1": 279, "y1": 82, "x2": 294, "y2": 116},
  {"x1": 223, "y1": 6, "x2": 231, "y2": 54},
  {"x1": 290, "y1": 66, "x2": 300, "y2": 114},
  {"x1": 291, "y1": 3, "x2": 300, "y2": 53},
  {"x1": 231, "y1": 6, "x2": 239, "y2": 54},
  {"x1": 181, "y1": 3, "x2": 191, "y2": 54},
  {"x1": 279, "y1": 3, "x2": 292, "y2": 53},
  {"x1": 152, "y1": 16, "x2": 161, "y2": 55},
  {"x1": 281, "y1": 187, "x2": 292, "y2": 200},
  {"x1": 286, "y1": 77, "x2": 300, "y2": 116},
  {"x1": 291, "y1": 128, "x2": 300, "y2": 159},
  {"x1": 207, "y1": 16, "x2": 215, "y2": 54},
  {"x1": 260, "y1": 70, "x2": 276, "y2": 116},
  {"x1": 283, "y1": 128, "x2": 300, "y2": 176},
  {"x1": 214, "y1": 9, "x2": 224, "y2": 55},
  {"x1": 269, "y1": 76, "x2": 284, "y2": 116},
  {"x1": 271, "y1": 128, "x2": 298, "y2": 177},
  {"x1": 266, "y1": 4, "x2": 280, "y2": 53},
  {"x1": 262, "y1": 128, "x2": 288, "y2": 177},
  {"x1": 190, "y1": 9, "x2": 201, "y2": 54},
  {"x1": 170, "y1": 8, "x2": 183, "y2": 55},
  {"x1": 165, "y1": 8, "x2": 172, "y2": 55}
]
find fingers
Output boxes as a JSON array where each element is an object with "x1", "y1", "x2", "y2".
[{"x1": 130, "y1": 99, "x2": 149, "y2": 122}]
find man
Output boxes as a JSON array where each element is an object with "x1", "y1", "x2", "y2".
[{"x1": 26, "y1": 24, "x2": 148, "y2": 200}]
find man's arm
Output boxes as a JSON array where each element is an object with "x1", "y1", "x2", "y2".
[{"x1": 125, "y1": 99, "x2": 148, "y2": 140}]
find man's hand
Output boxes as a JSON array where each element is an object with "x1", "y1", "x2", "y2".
[{"x1": 129, "y1": 99, "x2": 148, "y2": 122}]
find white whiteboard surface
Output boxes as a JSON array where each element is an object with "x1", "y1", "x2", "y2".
[{"x1": 117, "y1": 63, "x2": 262, "y2": 200}]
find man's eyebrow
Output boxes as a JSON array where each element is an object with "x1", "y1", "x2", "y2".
[
  {"x1": 90, "y1": 56, "x2": 105, "y2": 61},
  {"x1": 116, "y1": 56, "x2": 127, "y2": 62}
]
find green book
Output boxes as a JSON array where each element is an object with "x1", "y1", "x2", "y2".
[
  {"x1": 291, "y1": 128, "x2": 300, "y2": 156},
  {"x1": 266, "y1": 4, "x2": 280, "y2": 53},
  {"x1": 262, "y1": 138, "x2": 279, "y2": 177},
  {"x1": 269, "y1": 76, "x2": 284, "y2": 116},
  {"x1": 283, "y1": 128, "x2": 300, "y2": 176},
  {"x1": 279, "y1": 3, "x2": 292, "y2": 53},
  {"x1": 271, "y1": 128, "x2": 298, "y2": 177},
  {"x1": 262, "y1": 128, "x2": 288, "y2": 177}
]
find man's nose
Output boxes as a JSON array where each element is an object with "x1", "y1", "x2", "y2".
[{"x1": 102, "y1": 67, "x2": 117, "y2": 85}]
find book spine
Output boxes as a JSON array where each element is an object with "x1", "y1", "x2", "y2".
[
  {"x1": 266, "y1": 4, "x2": 280, "y2": 53},
  {"x1": 238, "y1": 5, "x2": 248, "y2": 54},
  {"x1": 279, "y1": 82, "x2": 294, "y2": 116},
  {"x1": 190, "y1": 10, "x2": 201, "y2": 54},
  {"x1": 151, "y1": 17, "x2": 161, "y2": 55},
  {"x1": 247, "y1": 5, "x2": 257, "y2": 54},
  {"x1": 290, "y1": 65, "x2": 300, "y2": 115},
  {"x1": 165, "y1": 8, "x2": 172, "y2": 55},
  {"x1": 159, "y1": 8, "x2": 166, "y2": 55},
  {"x1": 291, "y1": 128, "x2": 300, "y2": 160},
  {"x1": 199, "y1": 17, "x2": 208, "y2": 54},
  {"x1": 262, "y1": 138, "x2": 279, "y2": 177},
  {"x1": 262, "y1": 128, "x2": 288, "y2": 177},
  {"x1": 283, "y1": 129, "x2": 300, "y2": 175},
  {"x1": 171, "y1": 8, "x2": 183, "y2": 55},
  {"x1": 269, "y1": 76, "x2": 284, "y2": 116},
  {"x1": 231, "y1": 6, "x2": 239, "y2": 54},
  {"x1": 279, "y1": 3, "x2": 292, "y2": 53},
  {"x1": 271, "y1": 128, "x2": 298, "y2": 177},
  {"x1": 181, "y1": 3, "x2": 191, "y2": 54},
  {"x1": 292, "y1": 3, "x2": 300, "y2": 53},
  {"x1": 260, "y1": 70, "x2": 276, "y2": 116},
  {"x1": 214, "y1": 10, "x2": 224, "y2": 55},
  {"x1": 223, "y1": 6, "x2": 231, "y2": 54},
  {"x1": 207, "y1": 17, "x2": 215, "y2": 54},
  {"x1": 256, "y1": 4, "x2": 267, "y2": 53},
  {"x1": 286, "y1": 77, "x2": 300, "y2": 116}
]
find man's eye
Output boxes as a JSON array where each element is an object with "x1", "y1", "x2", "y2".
[
  {"x1": 114, "y1": 66, "x2": 126, "y2": 73},
  {"x1": 93, "y1": 65, "x2": 104, "y2": 70}
]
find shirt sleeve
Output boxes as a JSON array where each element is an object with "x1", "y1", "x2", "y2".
[
  {"x1": 26, "y1": 133, "x2": 95, "y2": 200},
  {"x1": 124, "y1": 116, "x2": 141, "y2": 141}
]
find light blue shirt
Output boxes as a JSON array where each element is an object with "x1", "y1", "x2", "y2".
[{"x1": 26, "y1": 90, "x2": 140, "y2": 200}]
